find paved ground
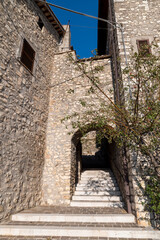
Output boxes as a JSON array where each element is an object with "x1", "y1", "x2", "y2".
[
  {"x1": 3, "y1": 221, "x2": 140, "y2": 227},
  {"x1": 20, "y1": 206, "x2": 127, "y2": 215},
  {"x1": 0, "y1": 207, "x2": 154, "y2": 240},
  {"x1": 0, "y1": 237, "x2": 153, "y2": 240}
]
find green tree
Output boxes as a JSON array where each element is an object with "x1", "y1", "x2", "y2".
[
  {"x1": 64, "y1": 43, "x2": 160, "y2": 221},
  {"x1": 66, "y1": 44, "x2": 160, "y2": 177}
]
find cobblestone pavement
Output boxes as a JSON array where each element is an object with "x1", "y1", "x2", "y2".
[
  {"x1": 20, "y1": 206, "x2": 127, "y2": 214},
  {"x1": 2, "y1": 222, "x2": 140, "y2": 228}
]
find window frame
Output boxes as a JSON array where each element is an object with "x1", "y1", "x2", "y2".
[
  {"x1": 20, "y1": 38, "x2": 36, "y2": 73},
  {"x1": 136, "y1": 39, "x2": 151, "y2": 56},
  {"x1": 37, "y1": 17, "x2": 44, "y2": 30}
]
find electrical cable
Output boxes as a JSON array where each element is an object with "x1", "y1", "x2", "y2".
[
  {"x1": 36, "y1": 0, "x2": 117, "y2": 28},
  {"x1": 69, "y1": 24, "x2": 109, "y2": 30},
  {"x1": 2, "y1": 0, "x2": 133, "y2": 98}
]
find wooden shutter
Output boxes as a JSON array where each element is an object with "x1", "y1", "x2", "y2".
[{"x1": 20, "y1": 39, "x2": 35, "y2": 72}]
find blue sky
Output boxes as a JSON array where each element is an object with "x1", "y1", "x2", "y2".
[{"x1": 49, "y1": 0, "x2": 98, "y2": 58}]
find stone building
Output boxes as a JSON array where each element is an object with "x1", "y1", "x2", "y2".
[
  {"x1": 0, "y1": 0, "x2": 65, "y2": 220},
  {"x1": 98, "y1": 0, "x2": 160, "y2": 227},
  {"x1": 0, "y1": 0, "x2": 160, "y2": 233}
]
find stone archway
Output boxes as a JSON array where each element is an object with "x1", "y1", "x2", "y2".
[
  {"x1": 70, "y1": 128, "x2": 123, "y2": 200},
  {"x1": 41, "y1": 51, "x2": 132, "y2": 212},
  {"x1": 81, "y1": 131, "x2": 110, "y2": 169}
]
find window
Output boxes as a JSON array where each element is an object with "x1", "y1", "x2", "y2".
[
  {"x1": 137, "y1": 39, "x2": 151, "y2": 56},
  {"x1": 37, "y1": 17, "x2": 44, "y2": 30},
  {"x1": 20, "y1": 39, "x2": 35, "y2": 72}
]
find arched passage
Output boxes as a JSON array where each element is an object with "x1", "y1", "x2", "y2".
[
  {"x1": 81, "y1": 131, "x2": 112, "y2": 169},
  {"x1": 71, "y1": 126, "x2": 132, "y2": 213},
  {"x1": 71, "y1": 131, "x2": 116, "y2": 181}
]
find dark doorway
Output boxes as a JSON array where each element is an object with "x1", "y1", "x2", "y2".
[
  {"x1": 71, "y1": 130, "x2": 116, "y2": 196},
  {"x1": 81, "y1": 131, "x2": 113, "y2": 170}
]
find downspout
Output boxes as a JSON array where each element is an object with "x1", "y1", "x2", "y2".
[
  {"x1": 119, "y1": 23, "x2": 132, "y2": 100},
  {"x1": 108, "y1": 0, "x2": 132, "y2": 214},
  {"x1": 108, "y1": 0, "x2": 120, "y2": 102},
  {"x1": 123, "y1": 147, "x2": 132, "y2": 214},
  {"x1": 119, "y1": 24, "x2": 132, "y2": 213}
]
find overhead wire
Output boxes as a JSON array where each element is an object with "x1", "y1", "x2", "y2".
[
  {"x1": 37, "y1": 0, "x2": 132, "y2": 100},
  {"x1": 36, "y1": 0, "x2": 117, "y2": 28},
  {"x1": 69, "y1": 25, "x2": 109, "y2": 30},
  {"x1": 36, "y1": 1, "x2": 132, "y2": 100},
  {"x1": 2, "y1": 0, "x2": 132, "y2": 99}
]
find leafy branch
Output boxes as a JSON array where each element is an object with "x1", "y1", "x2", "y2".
[{"x1": 67, "y1": 46, "x2": 160, "y2": 177}]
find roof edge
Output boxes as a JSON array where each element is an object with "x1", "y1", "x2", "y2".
[
  {"x1": 34, "y1": 0, "x2": 65, "y2": 37},
  {"x1": 78, "y1": 54, "x2": 111, "y2": 62}
]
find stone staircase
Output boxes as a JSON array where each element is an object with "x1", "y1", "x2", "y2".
[
  {"x1": 71, "y1": 169, "x2": 124, "y2": 208},
  {"x1": 0, "y1": 169, "x2": 160, "y2": 239}
]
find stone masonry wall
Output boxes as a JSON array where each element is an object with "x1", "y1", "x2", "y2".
[
  {"x1": 0, "y1": 0, "x2": 60, "y2": 220},
  {"x1": 114, "y1": 0, "x2": 160, "y2": 61},
  {"x1": 113, "y1": 0, "x2": 160, "y2": 226},
  {"x1": 42, "y1": 52, "x2": 113, "y2": 205},
  {"x1": 81, "y1": 131, "x2": 99, "y2": 156},
  {"x1": 59, "y1": 25, "x2": 71, "y2": 52}
]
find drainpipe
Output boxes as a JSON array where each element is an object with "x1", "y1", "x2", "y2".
[
  {"x1": 118, "y1": 24, "x2": 133, "y2": 214},
  {"x1": 107, "y1": 0, "x2": 132, "y2": 214},
  {"x1": 119, "y1": 24, "x2": 132, "y2": 100},
  {"x1": 124, "y1": 175, "x2": 132, "y2": 214},
  {"x1": 123, "y1": 147, "x2": 132, "y2": 214}
]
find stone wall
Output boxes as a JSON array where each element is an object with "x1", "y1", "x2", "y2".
[
  {"x1": 113, "y1": 0, "x2": 160, "y2": 227},
  {"x1": 114, "y1": 0, "x2": 160, "y2": 66},
  {"x1": 127, "y1": 152, "x2": 155, "y2": 226},
  {"x1": 98, "y1": 0, "x2": 160, "y2": 227},
  {"x1": 42, "y1": 52, "x2": 113, "y2": 205},
  {"x1": 1, "y1": 0, "x2": 158, "y2": 228},
  {"x1": 81, "y1": 131, "x2": 99, "y2": 156},
  {"x1": 59, "y1": 25, "x2": 71, "y2": 52},
  {"x1": 0, "y1": 0, "x2": 60, "y2": 220}
]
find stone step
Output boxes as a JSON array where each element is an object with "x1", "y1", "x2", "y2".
[
  {"x1": 71, "y1": 170, "x2": 124, "y2": 211},
  {"x1": 2, "y1": 221, "x2": 139, "y2": 227},
  {"x1": 0, "y1": 237, "x2": 154, "y2": 240},
  {"x1": 74, "y1": 190, "x2": 121, "y2": 196},
  {"x1": 70, "y1": 201, "x2": 124, "y2": 207},
  {"x1": 81, "y1": 172, "x2": 114, "y2": 176},
  {"x1": 82, "y1": 168, "x2": 111, "y2": 171},
  {"x1": 81, "y1": 173, "x2": 114, "y2": 178},
  {"x1": 80, "y1": 178, "x2": 117, "y2": 182},
  {"x1": 80, "y1": 176, "x2": 117, "y2": 180},
  {"x1": 0, "y1": 224, "x2": 159, "y2": 239},
  {"x1": 81, "y1": 173, "x2": 115, "y2": 176},
  {"x1": 76, "y1": 186, "x2": 119, "y2": 191},
  {"x1": 80, "y1": 177, "x2": 115, "y2": 181},
  {"x1": 72, "y1": 195, "x2": 122, "y2": 201},
  {"x1": 16, "y1": 205, "x2": 127, "y2": 214},
  {"x1": 78, "y1": 182, "x2": 119, "y2": 188},
  {"x1": 79, "y1": 181, "x2": 117, "y2": 186},
  {"x1": 11, "y1": 213, "x2": 135, "y2": 223},
  {"x1": 81, "y1": 169, "x2": 112, "y2": 172}
]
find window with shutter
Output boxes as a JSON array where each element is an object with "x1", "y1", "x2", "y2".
[
  {"x1": 137, "y1": 39, "x2": 151, "y2": 56},
  {"x1": 20, "y1": 39, "x2": 35, "y2": 72}
]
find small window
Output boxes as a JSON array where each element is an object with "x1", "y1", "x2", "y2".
[
  {"x1": 20, "y1": 39, "x2": 35, "y2": 72},
  {"x1": 37, "y1": 17, "x2": 44, "y2": 30},
  {"x1": 137, "y1": 39, "x2": 151, "y2": 56}
]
